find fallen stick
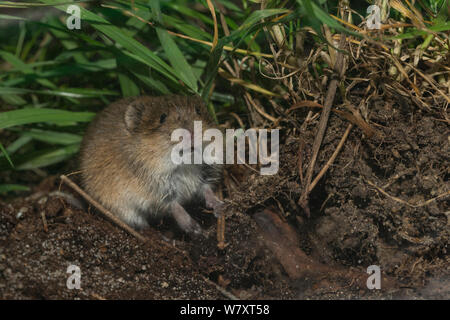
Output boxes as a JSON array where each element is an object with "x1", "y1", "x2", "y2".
[
  {"x1": 298, "y1": 32, "x2": 347, "y2": 209},
  {"x1": 287, "y1": 101, "x2": 380, "y2": 138},
  {"x1": 60, "y1": 175, "x2": 147, "y2": 243},
  {"x1": 60, "y1": 175, "x2": 239, "y2": 299},
  {"x1": 308, "y1": 123, "x2": 353, "y2": 192},
  {"x1": 365, "y1": 178, "x2": 450, "y2": 208},
  {"x1": 41, "y1": 211, "x2": 48, "y2": 233},
  {"x1": 202, "y1": 277, "x2": 239, "y2": 300}
]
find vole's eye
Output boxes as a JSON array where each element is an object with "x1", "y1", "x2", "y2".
[{"x1": 159, "y1": 113, "x2": 167, "y2": 124}]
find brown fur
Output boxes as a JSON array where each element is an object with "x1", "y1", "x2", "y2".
[{"x1": 80, "y1": 95, "x2": 222, "y2": 231}]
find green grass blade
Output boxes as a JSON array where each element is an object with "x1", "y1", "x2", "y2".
[
  {"x1": 40, "y1": 0, "x2": 181, "y2": 88},
  {"x1": 0, "y1": 142, "x2": 14, "y2": 168},
  {"x1": 202, "y1": 8, "x2": 289, "y2": 99},
  {"x1": 118, "y1": 73, "x2": 140, "y2": 97},
  {"x1": 151, "y1": 1, "x2": 198, "y2": 92},
  {"x1": 155, "y1": 29, "x2": 198, "y2": 92},
  {"x1": 0, "y1": 50, "x2": 56, "y2": 89},
  {"x1": 298, "y1": 0, "x2": 361, "y2": 38},
  {"x1": 0, "y1": 184, "x2": 30, "y2": 193},
  {"x1": 0, "y1": 87, "x2": 118, "y2": 98},
  {"x1": 4, "y1": 135, "x2": 32, "y2": 154},
  {"x1": 0, "y1": 108, "x2": 95, "y2": 130},
  {"x1": 389, "y1": 21, "x2": 450, "y2": 40},
  {"x1": 22, "y1": 129, "x2": 83, "y2": 145},
  {"x1": 14, "y1": 143, "x2": 80, "y2": 170}
]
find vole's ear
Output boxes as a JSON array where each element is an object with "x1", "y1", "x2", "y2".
[{"x1": 124, "y1": 101, "x2": 144, "y2": 132}]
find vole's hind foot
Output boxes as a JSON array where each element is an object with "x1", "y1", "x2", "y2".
[
  {"x1": 171, "y1": 202, "x2": 203, "y2": 235},
  {"x1": 204, "y1": 186, "x2": 224, "y2": 218}
]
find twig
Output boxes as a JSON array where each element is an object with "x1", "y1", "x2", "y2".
[
  {"x1": 202, "y1": 277, "x2": 239, "y2": 300},
  {"x1": 41, "y1": 211, "x2": 48, "y2": 233},
  {"x1": 287, "y1": 101, "x2": 380, "y2": 138},
  {"x1": 298, "y1": 32, "x2": 347, "y2": 207},
  {"x1": 101, "y1": 4, "x2": 273, "y2": 59},
  {"x1": 297, "y1": 139, "x2": 305, "y2": 184},
  {"x1": 90, "y1": 292, "x2": 107, "y2": 300},
  {"x1": 228, "y1": 112, "x2": 245, "y2": 129},
  {"x1": 59, "y1": 175, "x2": 147, "y2": 243},
  {"x1": 60, "y1": 177, "x2": 188, "y2": 252},
  {"x1": 382, "y1": 168, "x2": 416, "y2": 189},
  {"x1": 60, "y1": 175, "x2": 239, "y2": 300},
  {"x1": 244, "y1": 92, "x2": 277, "y2": 122},
  {"x1": 406, "y1": 62, "x2": 450, "y2": 104},
  {"x1": 205, "y1": 0, "x2": 218, "y2": 51},
  {"x1": 308, "y1": 124, "x2": 353, "y2": 192},
  {"x1": 217, "y1": 214, "x2": 226, "y2": 250},
  {"x1": 365, "y1": 179, "x2": 450, "y2": 208}
]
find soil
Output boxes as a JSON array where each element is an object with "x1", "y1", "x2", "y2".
[{"x1": 0, "y1": 93, "x2": 449, "y2": 300}]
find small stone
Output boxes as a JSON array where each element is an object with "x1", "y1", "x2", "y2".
[
  {"x1": 161, "y1": 281, "x2": 169, "y2": 288},
  {"x1": 16, "y1": 207, "x2": 28, "y2": 219}
]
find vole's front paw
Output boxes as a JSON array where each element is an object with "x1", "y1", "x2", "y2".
[
  {"x1": 171, "y1": 202, "x2": 204, "y2": 236},
  {"x1": 212, "y1": 201, "x2": 225, "y2": 218},
  {"x1": 206, "y1": 196, "x2": 223, "y2": 210},
  {"x1": 204, "y1": 186, "x2": 224, "y2": 218},
  {"x1": 184, "y1": 219, "x2": 204, "y2": 236}
]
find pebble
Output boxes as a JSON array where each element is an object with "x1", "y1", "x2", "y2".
[{"x1": 16, "y1": 207, "x2": 28, "y2": 219}]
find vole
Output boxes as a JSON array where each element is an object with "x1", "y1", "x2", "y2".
[{"x1": 80, "y1": 95, "x2": 223, "y2": 235}]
